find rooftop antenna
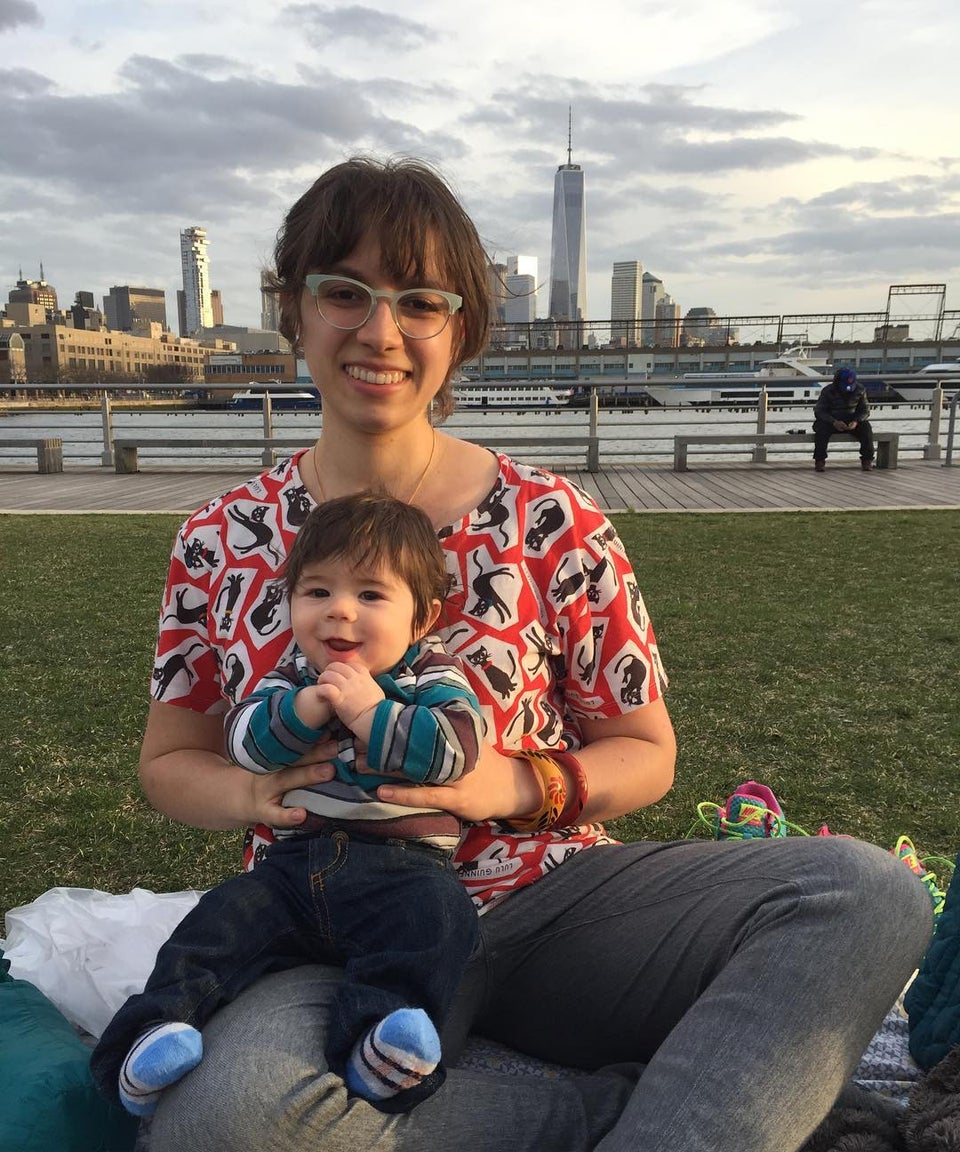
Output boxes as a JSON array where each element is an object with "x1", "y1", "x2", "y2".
[{"x1": 567, "y1": 105, "x2": 572, "y2": 165}]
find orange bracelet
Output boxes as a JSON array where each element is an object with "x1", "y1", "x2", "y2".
[
  {"x1": 504, "y1": 751, "x2": 567, "y2": 833},
  {"x1": 504, "y1": 750, "x2": 589, "y2": 833}
]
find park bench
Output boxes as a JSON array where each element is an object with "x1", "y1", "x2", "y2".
[
  {"x1": 0, "y1": 437, "x2": 63, "y2": 473},
  {"x1": 113, "y1": 438, "x2": 309, "y2": 474},
  {"x1": 673, "y1": 431, "x2": 900, "y2": 472},
  {"x1": 114, "y1": 434, "x2": 601, "y2": 474}
]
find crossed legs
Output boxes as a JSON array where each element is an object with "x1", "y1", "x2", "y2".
[{"x1": 146, "y1": 836, "x2": 932, "y2": 1152}]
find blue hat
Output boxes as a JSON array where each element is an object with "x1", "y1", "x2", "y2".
[{"x1": 834, "y1": 367, "x2": 858, "y2": 392}]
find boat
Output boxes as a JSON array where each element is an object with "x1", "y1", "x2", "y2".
[
  {"x1": 227, "y1": 385, "x2": 320, "y2": 411},
  {"x1": 640, "y1": 347, "x2": 832, "y2": 407},
  {"x1": 454, "y1": 379, "x2": 574, "y2": 408},
  {"x1": 886, "y1": 361, "x2": 960, "y2": 404}
]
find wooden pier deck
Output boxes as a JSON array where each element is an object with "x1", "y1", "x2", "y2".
[{"x1": 1, "y1": 459, "x2": 959, "y2": 515}]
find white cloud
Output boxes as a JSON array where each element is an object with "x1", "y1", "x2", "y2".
[{"x1": 1, "y1": 0, "x2": 957, "y2": 326}]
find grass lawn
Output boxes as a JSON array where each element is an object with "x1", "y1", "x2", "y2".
[{"x1": 1, "y1": 508, "x2": 958, "y2": 916}]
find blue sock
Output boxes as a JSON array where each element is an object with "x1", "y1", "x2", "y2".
[
  {"x1": 344, "y1": 1008, "x2": 440, "y2": 1102},
  {"x1": 118, "y1": 1022, "x2": 203, "y2": 1117}
]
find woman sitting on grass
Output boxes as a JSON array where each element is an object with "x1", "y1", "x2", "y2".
[{"x1": 139, "y1": 156, "x2": 931, "y2": 1152}]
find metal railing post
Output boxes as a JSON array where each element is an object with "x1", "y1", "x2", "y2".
[
  {"x1": 924, "y1": 386, "x2": 943, "y2": 460},
  {"x1": 100, "y1": 391, "x2": 114, "y2": 466},
  {"x1": 753, "y1": 388, "x2": 768, "y2": 462},
  {"x1": 944, "y1": 389, "x2": 960, "y2": 467},
  {"x1": 587, "y1": 385, "x2": 601, "y2": 472},
  {"x1": 261, "y1": 393, "x2": 274, "y2": 466}
]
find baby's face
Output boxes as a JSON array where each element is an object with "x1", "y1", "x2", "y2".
[{"x1": 289, "y1": 556, "x2": 419, "y2": 675}]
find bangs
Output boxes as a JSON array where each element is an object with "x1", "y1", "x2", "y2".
[{"x1": 289, "y1": 169, "x2": 454, "y2": 290}]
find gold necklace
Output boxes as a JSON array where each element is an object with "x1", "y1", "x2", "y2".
[{"x1": 309, "y1": 429, "x2": 439, "y2": 505}]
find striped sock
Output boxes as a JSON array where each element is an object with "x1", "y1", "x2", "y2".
[
  {"x1": 118, "y1": 1022, "x2": 203, "y2": 1117},
  {"x1": 344, "y1": 1008, "x2": 440, "y2": 1103}
]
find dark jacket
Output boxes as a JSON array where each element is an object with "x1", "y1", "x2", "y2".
[
  {"x1": 905, "y1": 853, "x2": 960, "y2": 1069},
  {"x1": 814, "y1": 381, "x2": 870, "y2": 425}
]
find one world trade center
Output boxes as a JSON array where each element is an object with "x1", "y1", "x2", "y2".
[{"x1": 548, "y1": 110, "x2": 587, "y2": 339}]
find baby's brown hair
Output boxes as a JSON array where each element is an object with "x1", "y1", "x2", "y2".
[{"x1": 284, "y1": 491, "x2": 453, "y2": 634}]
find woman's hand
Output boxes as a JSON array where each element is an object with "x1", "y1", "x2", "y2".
[
  {"x1": 140, "y1": 701, "x2": 339, "y2": 832},
  {"x1": 377, "y1": 743, "x2": 541, "y2": 824},
  {"x1": 245, "y1": 757, "x2": 337, "y2": 830},
  {"x1": 375, "y1": 698, "x2": 676, "y2": 828}
]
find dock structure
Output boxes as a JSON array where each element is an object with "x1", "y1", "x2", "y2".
[{"x1": 0, "y1": 460, "x2": 958, "y2": 515}]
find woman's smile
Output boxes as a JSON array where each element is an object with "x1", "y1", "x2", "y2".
[{"x1": 344, "y1": 365, "x2": 410, "y2": 387}]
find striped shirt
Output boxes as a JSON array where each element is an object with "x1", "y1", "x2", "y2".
[{"x1": 225, "y1": 636, "x2": 483, "y2": 851}]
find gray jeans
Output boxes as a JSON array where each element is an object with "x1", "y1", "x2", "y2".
[{"x1": 145, "y1": 836, "x2": 932, "y2": 1152}]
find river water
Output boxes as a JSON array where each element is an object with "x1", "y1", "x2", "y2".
[{"x1": 0, "y1": 400, "x2": 941, "y2": 468}]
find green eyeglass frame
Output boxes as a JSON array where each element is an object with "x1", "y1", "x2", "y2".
[{"x1": 304, "y1": 274, "x2": 463, "y2": 339}]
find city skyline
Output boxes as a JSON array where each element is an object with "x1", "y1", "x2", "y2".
[{"x1": 2, "y1": 0, "x2": 959, "y2": 330}]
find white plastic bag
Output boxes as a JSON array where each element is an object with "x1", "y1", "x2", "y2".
[{"x1": 2, "y1": 886, "x2": 203, "y2": 1039}]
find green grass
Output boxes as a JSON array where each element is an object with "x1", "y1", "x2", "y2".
[{"x1": 1, "y1": 509, "x2": 958, "y2": 915}]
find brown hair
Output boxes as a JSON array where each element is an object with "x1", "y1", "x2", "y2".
[
  {"x1": 283, "y1": 491, "x2": 453, "y2": 634},
  {"x1": 268, "y1": 157, "x2": 491, "y2": 419}
]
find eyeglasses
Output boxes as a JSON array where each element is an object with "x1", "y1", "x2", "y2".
[{"x1": 305, "y1": 274, "x2": 462, "y2": 340}]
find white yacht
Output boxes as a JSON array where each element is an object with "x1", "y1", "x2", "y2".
[
  {"x1": 454, "y1": 380, "x2": 574, "y2": 408},
  {"x1": 227, "y1": 386, "x2": 320, "y2": 411},
  {"x1": 640, "y1": 347, "x2": 832, "y2": 407},
  {"x1": 887, "y1": 361, "x2": 960, "y2": 404}
]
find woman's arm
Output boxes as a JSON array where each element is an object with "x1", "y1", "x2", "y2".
[
  {"x1": 377, "y1": 696, "x2": 675, "y2": 826},
  {"x1": 139, "y1": 700, "x2": 335, "y2": 831},
  {"x1": 575, "y1": 696, "x2": 676, "y2": 821}
]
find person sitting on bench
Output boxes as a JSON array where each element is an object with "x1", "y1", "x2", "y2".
[{"x1": 813, "y1": 367, "x2": 875, "y2": 472}]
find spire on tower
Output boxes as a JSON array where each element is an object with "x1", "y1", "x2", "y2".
[{"x1": 567, "y1": 105, "x2": 572, "y2": 166}]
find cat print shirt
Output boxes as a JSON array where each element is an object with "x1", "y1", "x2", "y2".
[{"x1": 151, "y1": 451, "x2": 668, "y2": 912}]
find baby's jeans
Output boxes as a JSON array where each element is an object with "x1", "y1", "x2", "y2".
[{"x1": 91, "y1": 829, "x2": 478, "y2": 1110}]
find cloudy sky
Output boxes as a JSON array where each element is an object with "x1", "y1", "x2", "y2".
[{"x1": 3, "y1": 0, "x2": 959, "y2": 334}]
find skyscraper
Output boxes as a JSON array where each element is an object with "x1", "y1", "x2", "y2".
[
  {"x1": 548, "y1": 111, "x2": 587, "y2": 336},
  {"x1": 9, "y1": 267, "x2": 58, "y2": 312},
  {"x1": 180, "y1": 226, "x2": 213, "y2": 335},
  {"x1": 610, "y1": 261, "x2": 643, "y2": 347},
  {"x1": 641, "y1": 272, "x2": 665, "y2": 347},
  {"x1": 654, "y1": 295, "x2": 681, "y2": 348},
  {"x1": 104, "y1": 286, "x2": 168, "y2": 332},
  {"x1": 261, "y1": 270, "x2": 281, "y2": 332},
  {"x1": 508, "y1": 255, "x2": 538, "y2": 280},
  {"x1": 487, "y1": 261, "x2": 509, "y2": 325},
  {"x1": 505, "y1": 255, "x2": 538, "y2": 327},
  {"x1": 504, "y1": 275, "x2": 536, "y2": 325}
]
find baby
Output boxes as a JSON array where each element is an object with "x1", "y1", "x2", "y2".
[{"x1": 92, "y1": 492, "x2": 483, "y2": 1116}]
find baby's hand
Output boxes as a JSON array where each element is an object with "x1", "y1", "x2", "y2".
[
  {"x1": 316, "y1": 662, "x2": 384, "y2": 732},
  {"x1": 292, "y1": 685, "x2": 334, "y2": 730}
]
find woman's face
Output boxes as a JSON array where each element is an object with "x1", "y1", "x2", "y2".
[{"x1": 298, "y1": 232, "x2": 459, "y2": 434}]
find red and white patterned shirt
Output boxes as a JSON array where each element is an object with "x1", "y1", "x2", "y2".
[{"x1": 151, "y1": 451, "x2": 667, "y2": 911}]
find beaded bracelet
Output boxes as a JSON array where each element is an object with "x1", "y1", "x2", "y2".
[{"x1": 505, "y1": 749, "x2": 589, "y2": 834}]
